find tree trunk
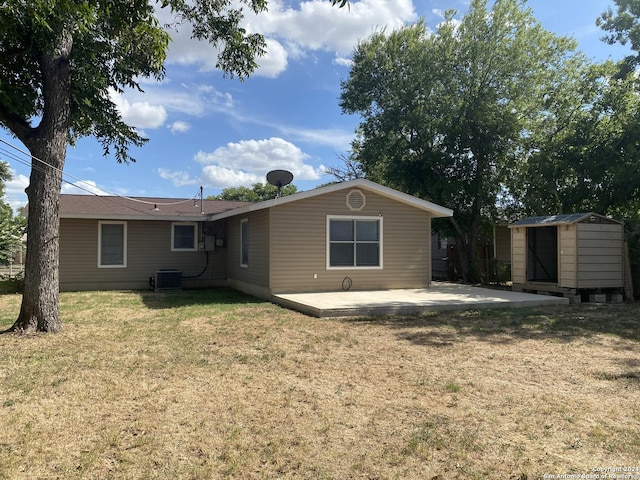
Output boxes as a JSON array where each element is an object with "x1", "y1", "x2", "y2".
[
  {"x1": 8, "y1": 33, "x2": 72, "y2": 334},
  {"x1": 449, "y1": 216, "x2": 481, "y2": 284},
  {"x1": 11, "y1": 143, "x2": 65, "y2": 333}
]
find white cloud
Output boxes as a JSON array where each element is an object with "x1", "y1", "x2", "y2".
[
  {"x1": 333, "y1": 56, "x2": 353, "y2": 67},
  {"x1": 61, "y1": 179, "x2": 112, "y2": 196},
  {"x1": 200, "y1": 166, "x2": 262, "y2": 189},
  {"x1": 161, "y1": 20, "x2": 221, "y2": 72},
  {"x1": 169, "y1": 121, "x2": 191, "y2": 134},
  {"x1": 117, "y1": 82, "x2": 234, "y2": 120},
  {"x1": 157, "y1": 168, "x2": 199, "y2": 187},
  {"x1": 432, "y1": 8, "x2": 446, "y2": 19},
  {"x1": 432, "y1": 8, "x2": 461, "y2": 31},
  {"x1": 158, "y1": 137, "x2": 325, "y2": 189},
  {"x1": 195, "y1": 137, "x2": 324, "y2": 180},
  {"x1": 4, "y1": 172, "x2": 29, "y2": 211},
  {"x1": 110, "y1": 90, "x2": 167, "y2": 129},
  {"x1": 160, "y1": 0, "x2": 417, "y2": 76},
  {"x1": 256, "y1": 38, "x2": 289, "y2": 78},
  {"x1": 251, "y1": 0, "x2": 418, "y2": 56},
  {"x1": 163, "y1": 24, "x2": 289, "y2": 78},
  {"x1": 276, "y1": 126, "x2": 354, "y2": 151}
]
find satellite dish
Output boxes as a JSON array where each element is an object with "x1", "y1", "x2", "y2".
[{"x1": 266, "y1": 170, "x2": 294, "y2": 198}]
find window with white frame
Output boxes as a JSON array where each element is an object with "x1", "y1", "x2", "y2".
[
  {"x1": 172, "y1": 222, "x2": 197, "y2": 251},
  {"x1": 240, "y1": 219, "x2": 248, "y2": 267},
  {"x1": 99, "y1": 221, "x2": 127, "y2": 268},
  {"x1": 327, "y1": 216, "x2": 382, "y2": 269}
]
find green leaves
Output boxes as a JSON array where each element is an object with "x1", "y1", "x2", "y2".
[
  {"x1": 0, "y1": 0, "x2": 270, "y2": 162},
  {"x1": 339, "y1": 0, "x2": 582, "y2": 281},
  {"x1": 516, "y1": 60, "x2": 640, "y2": 217},
  {"x1": 209, "y1": 182, "x2": 298, "y2": 202},
  {"x1": 598, "y1": 0, "x2": 640, "y2": 71},
  {"x1": 0, "y1": 163, "x2": 24, "y2": 266},
  {"x1": 161, "y1": 0, "x2": 267, "y2": 81}
]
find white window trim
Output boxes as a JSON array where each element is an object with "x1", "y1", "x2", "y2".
[
  {"x1": 171, "y1": 222, "x2": 198, "y2": 252},
  {"x1": 326, "y1": 215, "x2": 383, "y2": 270},
  {"x1": 98, "y1": 221, "x2": 127, "y2": 268},
  {"x1": 240, "y1": 218, "x2": 248, "y2": 268}
]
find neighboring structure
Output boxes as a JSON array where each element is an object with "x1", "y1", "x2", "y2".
[
  {"x1": 509, "y1": 213, "x2": 624, "y2": 299},
  {"x1": 59, "y1": 179, "x2": 453, "y2": 298},
  {"x1": 492, "y1": 225, "x2": 511, "y2": 282},
  {"x1": 430, "y1": 225, "x2": 511, "y2": 282},
  {"x1": 431, "y1": 232, "x2": 450, "y2": 280}
]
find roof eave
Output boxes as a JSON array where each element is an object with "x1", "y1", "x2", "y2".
[
  {"x1": 60, "y1": 214, "x2": 211, "y2": 221},
  {"x1": 209, "y1": 179, "x2": 453, "y2": 221}
]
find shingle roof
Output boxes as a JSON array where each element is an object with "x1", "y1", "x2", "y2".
[
  {"x1": 59, "y1": 179, "x2": 454, "y2": 222},
  {"x1": 60, "y1": 195, "x2": 251, "y2": 220}
]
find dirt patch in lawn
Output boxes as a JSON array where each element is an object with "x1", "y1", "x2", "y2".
[{"x1": 1, "y1": 290, "x2": 639, "y2": 479}]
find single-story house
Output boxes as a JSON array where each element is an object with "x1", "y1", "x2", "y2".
[{"x1": 59, "y1": 179, "x2": 453, "y2": 298}]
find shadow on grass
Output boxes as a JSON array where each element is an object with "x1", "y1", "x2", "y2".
[
  {"x1": 138, "y1": 287, "x2": 265, "y2": 310},
  {"x1": 0, "y1": 279, "x2": 22, "y2": 295},
  {"x1": 344, "y1": 303, "x2": 640, "y2": 346}
]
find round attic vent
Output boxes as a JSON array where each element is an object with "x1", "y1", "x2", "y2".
[{"x1": 346, "y1": 189, "x2": 366, "y2": 211}]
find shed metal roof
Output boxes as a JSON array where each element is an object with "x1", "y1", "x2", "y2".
[{"x1": 510, "y1": 212, "x2": 621, "y2": 228}]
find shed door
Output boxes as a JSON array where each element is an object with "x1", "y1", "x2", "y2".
[{"x1": 527, "y1": 226, "x2": 558, "y2": 283}]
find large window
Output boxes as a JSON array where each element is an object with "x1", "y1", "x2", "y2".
[
  {"x1": 240, "y1": 219, "x2": 248, "y2": 267},
  {"x1": 99, "y1": 221, "x2": 127, "y2": 268},
  {"x1": 172, "y1": 222, "x2": 197, "y2": 251},
  {"x1": 327, "y1": 216, "x2": 382, "y2": 269}
]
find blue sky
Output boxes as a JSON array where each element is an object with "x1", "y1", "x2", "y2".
[{"x1": 0, "y1": 0, "x2": 632, "y2": 210}]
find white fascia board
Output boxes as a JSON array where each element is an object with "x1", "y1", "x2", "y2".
[
  {"x1": 209, "y1": 179, "x2": 454, "y2": 221},
  {"x1": 356, "y1": 179, "x2": 454, "y2": 218}
]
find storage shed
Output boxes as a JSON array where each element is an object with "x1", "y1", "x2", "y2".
[{"x1": 509, "y1": 213, "x2": 624, "y2": 295}]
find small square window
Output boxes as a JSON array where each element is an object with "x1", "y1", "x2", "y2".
[{"x1": 172, "y1": 223, "x2": 197, "y2": 251}]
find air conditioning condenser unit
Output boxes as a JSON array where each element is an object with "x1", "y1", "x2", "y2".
[{"x1": 155, "y1": 269, "x2": 182, "y2": 291}]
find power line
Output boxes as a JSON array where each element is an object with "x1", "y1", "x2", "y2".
[{"x1": 0, "y1": 138, "x2": 201, "y2": 206}]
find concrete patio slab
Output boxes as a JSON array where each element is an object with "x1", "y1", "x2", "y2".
[{"x1": 272, "y1": 282, "x2": 570, "y2": 317}]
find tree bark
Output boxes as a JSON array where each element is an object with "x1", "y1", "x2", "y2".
[{"x1": 8, "y1": 33, "x2": 72, "y2": 334}]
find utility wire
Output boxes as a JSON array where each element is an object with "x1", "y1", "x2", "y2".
[{"x1": 0, "y1": 138, "x2": 201, "y2": 206}]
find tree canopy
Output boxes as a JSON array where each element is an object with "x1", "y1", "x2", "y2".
[
  {"x1": 0, "y1": 162, "x2": 25, "y2": 267},
  {"x1": 0, "y1": 0, "x2": 266, "y2": 163},
  {"x1": 0, "y1": 0, "x2": 269, "y2": 332},
  {"x1": 510, "y1": 60, "x2": 640, "y2": 217},
  {"x1": 209, "y1": 182, "x2": 298, "y2": 202},
  {"x1": 598, "y1": 0, "x2": 640, "y2": 74},
  {"x1": 340, "y1": 0, "x2": 580, "y2": 282}
]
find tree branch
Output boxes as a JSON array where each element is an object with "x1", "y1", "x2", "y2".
[{"x1": 0, "y1": 104, "x2": 34, "y2": 145}]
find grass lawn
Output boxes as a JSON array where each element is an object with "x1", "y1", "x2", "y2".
[{"x1": 1, "y1": 288, "x2": 639, "y2": 479}]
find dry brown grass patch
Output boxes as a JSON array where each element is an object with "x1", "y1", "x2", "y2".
[{"x1": 1, "y1": 289, "x2": 639, "y2": 479}]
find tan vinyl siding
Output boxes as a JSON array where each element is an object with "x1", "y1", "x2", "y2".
[
  {"x1": 576, "y1": 223, "x2": 623, "y2": 288},
  {"x1": 268, "y1": 189, "x2": 431, "y2": 293},
  {"x1": 511, "y1": 227, "x2": 526, "y2": 284},
  {"x1": 59, "y1": 219, "x2": 226, "y2": 291},
  {"x1": 226, "y1": 210, "x2": 270, "y2": 289},
  {"x1": 559, "y1": 225, "x2": 577, "y2": 288}
]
